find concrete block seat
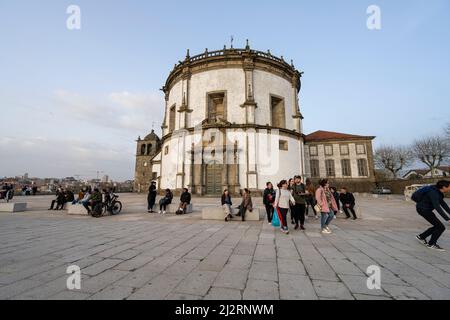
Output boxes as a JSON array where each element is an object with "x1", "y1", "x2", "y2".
[
  {"x1": 151, "y1": 203, "x2": 194, "y2": 214},
  {"x1": 0, "y1": 202, "x2": 27, "y2": 213},
  {"x1": 67, "y1": 203, "x2": 89, "y2": 215},
  {"x1": 202, "y1": 206, "x2": 260, "y2": 221},
  {"x1": 167, "y1": 203, "x2": 193, "y2": 214}
]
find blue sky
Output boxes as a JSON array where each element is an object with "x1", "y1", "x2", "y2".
[{"x1": 1, "y1": 0, "x2": 449, "y2": 180}]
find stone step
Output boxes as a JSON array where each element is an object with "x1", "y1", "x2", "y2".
[
  {"x1": 67, "y1": 204, "x2": 89, "y2": 215},
  {"x1": 0, "y1": 202, "x2": 27, "y2": 213},
  {"x1": 202, "y1": 206, "x2": 260, "y2": 221}
]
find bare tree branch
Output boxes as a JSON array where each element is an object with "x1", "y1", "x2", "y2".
[
  {"x1": 374, "y1": 145, "x2": 413, "y2": 178},
  {"x1": 412, "y1": 135, "x2": 450, "y2": 178}
]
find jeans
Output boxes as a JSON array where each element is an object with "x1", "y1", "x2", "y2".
[
  {"x1": 265, "y1": 204, "x2": 273, "y2": 223},
  {"x1": 321, "y1": 210, "x2": 334, "y2": 229},
  {"x1": 159, "y1": 198, "x2": 171, "y2": 211},
  {"x1": 278, "y1": 207, "x2": 289, "y2": 229},
  {"x1": 417, "y1": 207, "x2": 446, "y2": 246}
]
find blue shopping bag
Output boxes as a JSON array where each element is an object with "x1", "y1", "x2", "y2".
[{"x1": 272, "y1": 207, "x2": 281, "y2": 227}]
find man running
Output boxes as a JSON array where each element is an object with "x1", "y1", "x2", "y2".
[{"x1": 414, "y1": 180, "x2": 450, "y2": 251}]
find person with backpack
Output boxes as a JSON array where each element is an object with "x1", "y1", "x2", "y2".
[
  {"x1": 292, "y1": 175, "x2": 308, "y2": 230},
  {"x1": 340, "y1": 187, "x2": 357, "y2": 219},
  {"x1": 263, "y1": 182, "x2": 276, "y2": 224},
  {"x1": 274, "y1": 180, "x2": 296, "y2": 234},
  {"x1": 413, "y1": 180, "x2": 450, "y2": 251}
]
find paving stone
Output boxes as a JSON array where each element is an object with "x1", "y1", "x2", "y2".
[
  {"x1": 128, "y1": 274, "x2": 185, "y2": 300},
  {"x1": 248, "y1": 260, "x2": 277, "y2": 281},
  {"x1": 0, "y1": 279, "x2": 42, "y2": 299},
  {"x1": 82, "y1": 258, "x2": 123, "y2": 276},
  {"x1": 277, "y1": 258, "x2": 307, "y2": 275},
  {"x1": 279, "y1": 273, "x2": 318, "y2": 300},
  {"x1": 225, "y1": 254, "x2": 253, "y2": 270},
  {"x1": 204, "y1": 287, "x2": 242, "y2": 300},
  {"x1": 165, "y1": 293, "x2": 203, "y2": 300},
  {"x1": 88, "y1": 285, "x2": 134, "y2": 300},
  {"x1": 243, "y1": 279, "x2": 279, "y2": 300},
  {"x1": 213, "y1": 267, "x2": 249, "y2": 290},
  {"x1": 339, "y1": 275, "x2": 389, "y2": 297},
  {"x1": 312, "y1": 280, "x2": 354, "y2": 300},
  {"x1": 173, "y1": 270, "x2": 218, "y2": 296}
]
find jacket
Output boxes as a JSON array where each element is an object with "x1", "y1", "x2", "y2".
[
  {"x1": 315, "y1": 186, "x2": 338, "y2": 213},
  {"x1": 416, "y1": 186, "x2": 450, "y2": 221},
  {"x1": 241, "y1": 194, "x2": 253, "y2": 211},
  {"x1": 340, "y1": 192, "x2": 355, "y2": 206},
  {"x1": 180, "y1": 192, "x2": 191, "y2": 204},
  {"x1": 90, "y1": 191, "x2": 102, "y2": 203},
  {"x1": 221, "y1": 194, "x2": 232, "y2": 206},
  {"x1": 263, "y1": 188, "x2": 276, "y2": 205},
  {"x1": 292, "y1": 183, "x2": 307, "y2": 204},
  {"x1": 275, "y1": 189, "x2": 295, "y2": 209}
]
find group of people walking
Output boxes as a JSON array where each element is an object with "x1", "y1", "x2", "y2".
[{"x1": 261, "y1": 176, "x2": 357, "y2": 234}]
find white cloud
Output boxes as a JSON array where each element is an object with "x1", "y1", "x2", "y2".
[
  {"x1": 0, "y1": 136, "x2": 135, "y2": 180},
  {"x1": 54, "y1": 89, "x2": 164, "y2": 134}
]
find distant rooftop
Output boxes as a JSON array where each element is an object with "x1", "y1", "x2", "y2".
[{"x1": 305, "y1": 130, "x2": 375, "y2": 142}]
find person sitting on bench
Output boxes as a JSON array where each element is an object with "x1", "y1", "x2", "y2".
[
  {"x1": 176, "y1": 188, "x2": 191, "y2": 215},
  {"x1": 237, "y1": 188, "x2": 253, "y2": 222},
  {"x1": 159, "y1": 188, "x2": 173, "y2": 214}
]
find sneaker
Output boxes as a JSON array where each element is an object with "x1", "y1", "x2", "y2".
[
  {"x1": 321, "y1": 228, "x2": 331, "y2": 234},
  {"x1": 268, "y1": 222, "x2": 272, "y2": 225},
  {"x1": 300, "y1": 225, "x2": 305, "y2": 230},
  {"x1": 415, "y1": 235, "x2": 427, "y2": 246},
  {"x1": 294, "y1": 224, "x2": 299, "y2": 230},
  {"x1": 158, "y1": 210, "x2": 162, "y2": 214},
  {"x1": 315, "y1": 215, "x2": 319, "y2": 219},
  {"x1": 163, "y1": 211, "x2": 166, "y2": 215},
  {"x1": 325, "y1": 226, "x2": 331, "y2": 232},
  {"x1": 427, "y1": 244, "x2": 445, "y2": 251}
]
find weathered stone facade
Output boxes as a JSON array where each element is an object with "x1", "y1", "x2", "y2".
[{"x1": 134, "y1": 130, "x2": 161, "y2": 193}]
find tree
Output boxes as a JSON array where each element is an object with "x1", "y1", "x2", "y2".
[
  {"x1": 446, "y1": 122, "x2": 450, "y2": 140},
  {"x1": 374, "y1": 145, "x2": 413, "y2": 179},
  {"x1": 412, "y1": 136, "x2": 450, "y2": 178}
]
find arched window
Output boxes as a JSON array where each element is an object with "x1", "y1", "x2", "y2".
[
  {"x1": 140, "y1": 144, "x2": 146, "y2": 155},
  {"x1": 147, "y1": 144, "x2": 152, "y2": 155}
]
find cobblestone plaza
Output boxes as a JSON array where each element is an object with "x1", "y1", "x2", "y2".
[{"x1": 0, "y1": 194, "x2": 449, "y2": 300}]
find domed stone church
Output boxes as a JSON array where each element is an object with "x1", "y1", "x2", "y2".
[{"x1": 134, "y1": 43, "x2": 376, "y2": 194}]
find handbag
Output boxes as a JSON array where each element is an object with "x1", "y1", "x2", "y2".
[
  {"x1": 272, "y1": 207, "x2": 281, "y2": 227},
  {"x1": 272, "y1": 189, "x2": 282, "y2": 227},
  {"x1": 314, "y1": 204, "x2": 322, "y2": 214}
]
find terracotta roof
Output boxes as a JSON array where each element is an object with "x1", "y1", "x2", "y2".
[{"x1": 304, "y1": 130, "x2": 375, "y2": 142}]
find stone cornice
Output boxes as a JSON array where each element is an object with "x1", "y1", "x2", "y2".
[
  {"x1": 163, "y1": 48, "x2": 303, "y2": 95},
  {"x1": 160, "y1": 124, "x2": 304, "y2": 145}
]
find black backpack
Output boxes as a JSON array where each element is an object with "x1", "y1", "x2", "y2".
[{"x1": 411, "y1": 186, "x2": 433, "y2": 203}]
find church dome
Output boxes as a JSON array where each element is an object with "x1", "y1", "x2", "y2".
[{"x1": 143, "y1": 130, "x2": 160, "y2": 141}]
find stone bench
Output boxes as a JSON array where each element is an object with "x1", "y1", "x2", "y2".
[
  {"x1": 167, "y1": 203, "x2": 193, "y2": 214},
  {"x1": 202, "y1": 207, "x2": 260, "y2": 221},
  {"x1": 67, "y1": 204, "x2": 89, "y2": 215},
  {"x1": 0, "y1": 202, "x2": 27, "y2": 213}
]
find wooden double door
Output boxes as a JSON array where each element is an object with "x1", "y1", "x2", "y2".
[{"x1": 205, "y1": 161, "x2": 223, "y2": 195}]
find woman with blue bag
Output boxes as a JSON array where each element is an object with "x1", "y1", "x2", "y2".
[{"x1": 273, "y1": 180, "x2": 295, "y2": 234}]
